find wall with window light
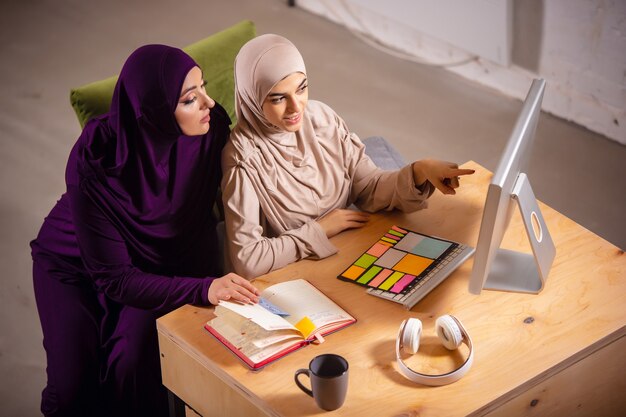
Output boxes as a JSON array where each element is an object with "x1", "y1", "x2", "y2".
[{"x1": 297, "y1": 0, "x2": 626, "y2": 145}]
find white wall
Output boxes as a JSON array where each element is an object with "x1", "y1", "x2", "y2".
[
  {"x1": 297, "y1": 0, "x2": 626, "y2": 145},
  {"x1": 352, "y1": 0, "x2": 513, "y2": 66}
]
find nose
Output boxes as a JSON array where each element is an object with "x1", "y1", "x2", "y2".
[
  {"x1": 286, "y1": 95, "x2": 301, "y2": 113},
  {"x1": 199, "y1": 90, "x2": 215, "y2": 109}
]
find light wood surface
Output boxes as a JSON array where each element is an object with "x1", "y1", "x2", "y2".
[{"x1": 157, "y1": 161, "x2": 626, "y2": 417}]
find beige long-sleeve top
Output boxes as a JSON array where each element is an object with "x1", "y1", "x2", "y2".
[{"x1": 221, "y1": 100, "x2": 433, "y2": 278}]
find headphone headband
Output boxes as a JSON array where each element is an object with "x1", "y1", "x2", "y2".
[{"x1": 395, "y1": 315, "x2": 474, "y2": 386}]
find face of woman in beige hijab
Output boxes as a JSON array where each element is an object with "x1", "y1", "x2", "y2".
[
  {"x1": 233, "y1": 34, "x2": 308, "y2": 138},
  {"x1": 261, "y1": 72, "x2": 308, "y2": 132}
]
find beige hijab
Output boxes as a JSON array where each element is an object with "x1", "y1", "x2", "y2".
[
  {"x1": 223, "y1": 34, "x2": 430, "y2": 276},
  {"x1": 234, "y1": 34, "x2": 306, "y2": 141},
  {"x1": 228, "y1": 34, "x2": 358, "y2": 232}
]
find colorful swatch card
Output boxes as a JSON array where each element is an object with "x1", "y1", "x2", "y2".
[{"x1": 337, "y1": 225, "x2": 458, "y2": 294}]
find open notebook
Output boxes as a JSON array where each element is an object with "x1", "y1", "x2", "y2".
[
  {"x1": 205, "y1": 279, "x2": 356, "y2": 369},
  {"x1": 338, "y1": 225, "x2": 475, "y2": 309}
]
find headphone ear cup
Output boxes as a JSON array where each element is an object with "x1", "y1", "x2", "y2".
[
  {"x1": 402, "y1": 318, "x2": 422, "y2": 354},
  {"x1": 436, "y1": 315, "x2": 463, "y2": 350}
]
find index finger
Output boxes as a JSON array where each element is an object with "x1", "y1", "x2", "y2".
[
  {"x1": 345, "y1": 211, "x2": 370, "y2": 220},
  {"x1": 233, "y1": 286, "x2": 261, "y2": 304},
  {"x1": 234, "y1": 278, "x2": 261, "y2": 296},
  {"x1": 450, "y1": 168, "x2": 476, "y2": 177}
]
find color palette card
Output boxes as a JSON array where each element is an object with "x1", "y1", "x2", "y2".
[{"x1": 337, "y1": 225, "x2": 458, "y2": 294}]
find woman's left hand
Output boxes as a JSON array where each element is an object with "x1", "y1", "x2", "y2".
[
  {"x1": 208, "y1": 273, "x2": 261, "y2": 305},
  {"x1": 317, "y1": 208, "x2": 370, "y2": 238},
  {"x1": 411, "y1": 159, "x2": 475, "y2": 195}
]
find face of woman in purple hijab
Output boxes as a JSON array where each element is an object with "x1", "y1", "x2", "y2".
[{"x1": 174, "y1": 66, "x2": 216, "y2": 136}]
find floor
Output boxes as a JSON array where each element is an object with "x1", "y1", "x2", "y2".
[{"x1": 1, "y1": 0, "x2": 624, "y2": 415}]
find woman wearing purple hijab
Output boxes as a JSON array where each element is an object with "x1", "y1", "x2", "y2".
[{"x1": 31, "y1": 45, "x2": 259, "y2": 417}]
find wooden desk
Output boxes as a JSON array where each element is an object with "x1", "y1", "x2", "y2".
[{"x1": 157, "y1": 161, "x2": 625, "y2": 416}]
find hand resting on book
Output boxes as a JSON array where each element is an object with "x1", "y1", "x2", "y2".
[{"x1": 208, "y1": 272, "x2": 261, "y2": 305}]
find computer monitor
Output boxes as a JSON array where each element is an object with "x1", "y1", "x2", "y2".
[{"x1": 468, "y1": 78, "x2": 556, "y2": 295}]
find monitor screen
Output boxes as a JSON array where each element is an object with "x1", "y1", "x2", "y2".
[{"x1": 468, "y1": 78, "x2": 556, "y2": 295}]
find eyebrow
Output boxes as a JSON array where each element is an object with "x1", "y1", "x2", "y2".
[
  {"x1": 267, "y1": 77, "x2": 308, "y2": 97},
  {"x1": 179, "y1": 71, "x2": 205, "y2": 98},
  {"x1": 180, "y1": 85, "x2": 197, "y2": 97}
]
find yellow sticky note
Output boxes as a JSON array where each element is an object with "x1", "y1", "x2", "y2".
[{"x1": 295, "y1": 316, "x2": 317, "y2": 339}]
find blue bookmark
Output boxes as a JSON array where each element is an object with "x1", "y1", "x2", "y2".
[{"x1": 259, "y1": 297, "x2": 290, "y2": 317}]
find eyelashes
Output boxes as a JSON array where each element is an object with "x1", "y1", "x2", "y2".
[
  {"x1": 180, "y1": 80, "x2": 208, "y2": 105},
  {"x1": 269, "y1": 84, "x2": 308, "y2": 105}
]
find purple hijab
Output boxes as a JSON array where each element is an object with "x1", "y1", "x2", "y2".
[
  {"x1": 31, "y1": 45, "x2": 230, "y2": 417},
  {"x1": 71, "y1": 45, "x2": 227, "y2": 276}
]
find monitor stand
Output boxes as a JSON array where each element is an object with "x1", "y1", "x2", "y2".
[{"x1": 484, "y1": 173, "x2": 556, "y2": 293}]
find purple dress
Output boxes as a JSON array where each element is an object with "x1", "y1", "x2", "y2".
[{"x1": 31, "y1": 45, "x2": 229, "y2": 417}]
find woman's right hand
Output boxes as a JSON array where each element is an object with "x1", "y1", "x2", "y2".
[
  {"x1": 208, "y1": 273, "x2": 261, "y2": 305},
  {"x1": 317, "y1": 209, "x2": 370, "y2": 238},
  {"x1": 411, "y1": 159, "x2": 475, "y2": 195}
]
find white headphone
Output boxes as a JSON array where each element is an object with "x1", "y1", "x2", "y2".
[{"x1": 396, "y1": 315, "x2": 474, "y2": 386}]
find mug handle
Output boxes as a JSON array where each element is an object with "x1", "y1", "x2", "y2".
[{"x1": 294, "y1": 368, "x2": 313, "y2": 397}]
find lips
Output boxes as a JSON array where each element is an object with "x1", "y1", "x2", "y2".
[
  {"x1": 200, "y1": 112, "x2": 211, "y2": 124},
  {"x1": 284, "y1": 112, "x2": 301, "y2": 125}
]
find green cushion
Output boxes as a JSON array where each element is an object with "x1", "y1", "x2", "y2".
[{"x1": 69, "y1": 20, "x2": 255, "y2": 128}]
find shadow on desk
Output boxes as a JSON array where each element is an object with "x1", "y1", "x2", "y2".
[
  {"x1": 269, "y1": 392, "x2": 329, "y2": 416},
  {"x1": 369, "y1": 335, "x2": 470, "y2": 388}
]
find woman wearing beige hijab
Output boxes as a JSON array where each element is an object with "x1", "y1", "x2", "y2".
[{"x1": 222, "y1": 34, "x2": 474, "y2": 278}]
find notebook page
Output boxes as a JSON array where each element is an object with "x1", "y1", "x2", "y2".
[
  {"x1": 218, "y1": 300, "x2": 296, "y2": 332},
  {"x1": 262, "y1": 279, "x2": 353, "y2": 331}
]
